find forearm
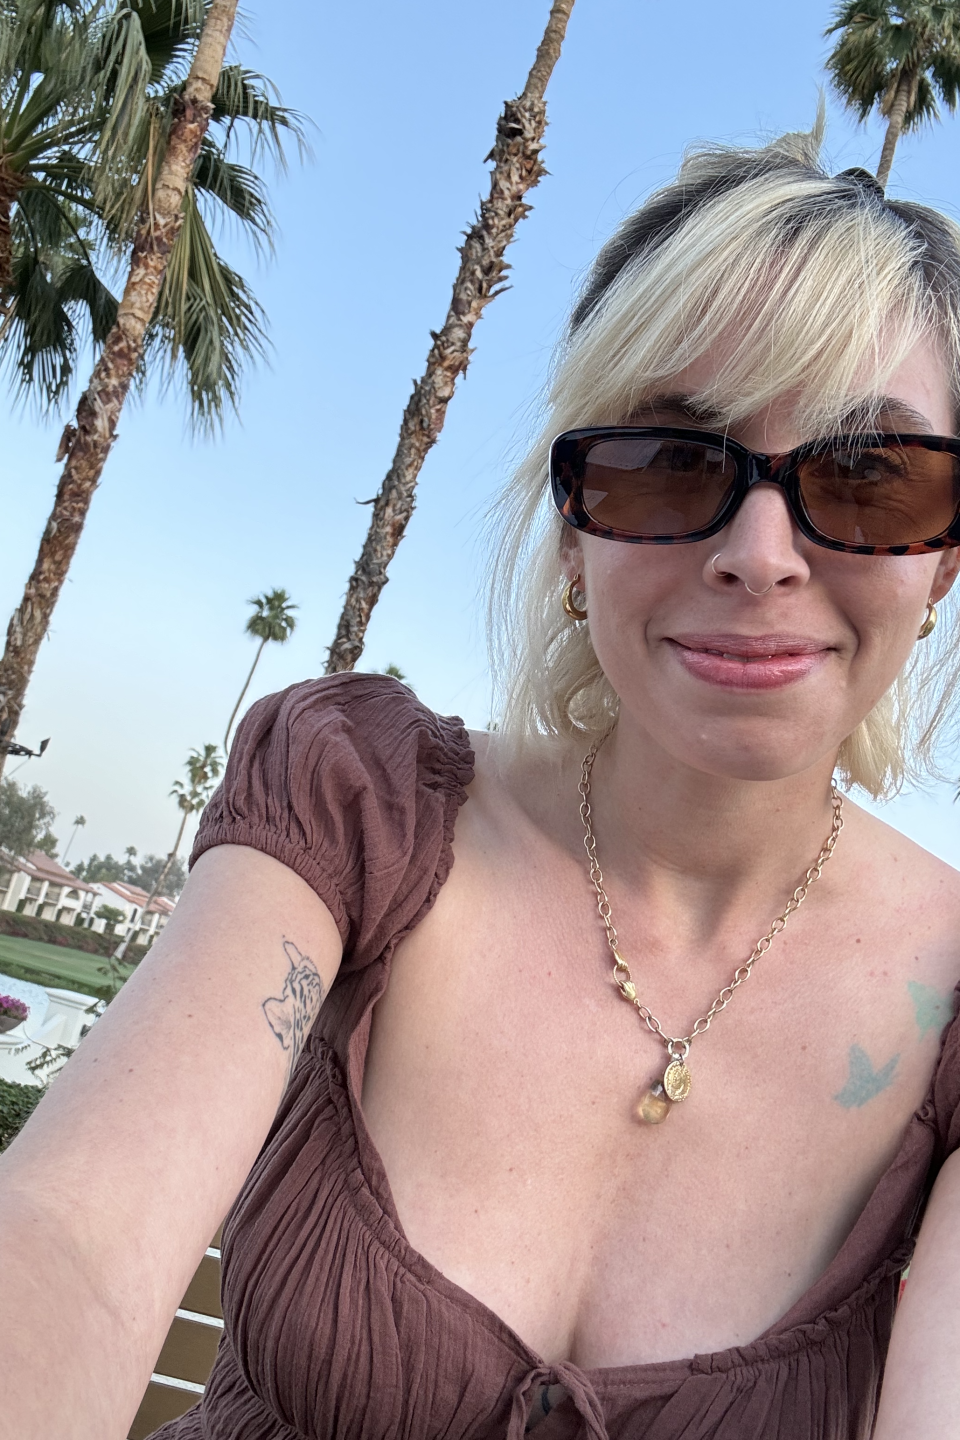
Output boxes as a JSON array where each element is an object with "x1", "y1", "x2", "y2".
[
  {"x1": 0, "y1": 1187, "x2": 159, "y2": 1440},
  {"x1": 873, "y1": 1149, "x2": 960, "y2": 1438}
]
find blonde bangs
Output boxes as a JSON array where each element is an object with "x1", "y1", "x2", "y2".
[{"x1": 488, "y1": 128, "x2": 960, "y2": 797}]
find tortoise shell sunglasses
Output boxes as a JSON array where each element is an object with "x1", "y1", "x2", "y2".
[{"x1": 549, "y1": 426, "x2": 960, "y2": 556}]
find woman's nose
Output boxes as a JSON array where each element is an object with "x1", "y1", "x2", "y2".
[{"x1": 703, "y1": 483, "x2": 811, "y2": 595}]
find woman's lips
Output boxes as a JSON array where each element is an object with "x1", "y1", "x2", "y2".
[{"x1": 667, "y1": 634, "x2": 831, "y2": 690}]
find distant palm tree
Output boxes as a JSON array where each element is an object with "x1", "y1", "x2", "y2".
[
  {"x1": 0, "y1": 0, "x2": 306, "y2": 779},
  {"x1": 113, "y1": 741, "x2": 221, "y2": 960},
  {"x1": 223, "y1": 587, "x2": 298, "y2": 752},
  {"x1": 826, "y1": 0, "x2": 960, "y2": 188},
  {"x1": 60, "y1": 813, "x2": 86, "y2": 863}
]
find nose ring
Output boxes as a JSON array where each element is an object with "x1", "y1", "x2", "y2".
[{"x1": 710, "y1": 553, "x2": 773, "y2": 596}]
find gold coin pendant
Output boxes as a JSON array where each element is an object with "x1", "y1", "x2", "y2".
[{"x1": 663, "y1": 1059, "x2": 692, "y2": 1103}]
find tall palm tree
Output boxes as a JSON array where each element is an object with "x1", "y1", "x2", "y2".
[
  {"x1": 826, "y1": 0, "x2": 960, "y2": 189},
  {"x1": 223, "y1": 587, "x2": 298, "y2": 753},
  {"x1": 0, "y1": 0, "x2": 305, "y2": 779},
  {"x1": 112, "y1": 740, "x2": 220, "y2": 960},
  {"x1": 60, "y1": 811, "x2": 85, "y2": 862},
  {"x1": 324, "y1": 0, "x2": 576, "y2": 674}
]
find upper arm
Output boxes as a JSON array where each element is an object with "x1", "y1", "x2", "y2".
[
  {"x1": 0, "y1": 843, "x2": 342, "y2": 1354},
  {"x1": 874, "y1": 1149, "x2": 960, "y2": 1437}
]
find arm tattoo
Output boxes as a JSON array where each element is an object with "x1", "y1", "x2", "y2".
[
  {"x1": 833, "y1": 1044, "x2": 899, "y2": 1108},
  {"x1": 908, "y1": 980, "x2": 957, "y2": 1039},
  {"x1": 261, "y1": 939, "x2": 324, "y2": 1080}
]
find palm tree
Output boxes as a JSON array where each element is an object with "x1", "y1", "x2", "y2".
[
  {"x1": 60, "y1": 812, "x2": 85, "y2": 862},
  {"x1": 324, "y1": 0, "x2": 576, "y2": 674},
  {"x1": 223, "y1": 587, "x2": 298, "y2": 752},
  {"x1": 826, "y1": 0, "x2": 960, "y2": 189},
  {"x1": 0, "y1": 0, "x2": 305, "y2": 779},
  {"x1": 112, "y1": 740, "x2": 220, "y2": 960}
]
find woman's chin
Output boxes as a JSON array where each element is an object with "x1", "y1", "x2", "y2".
[{"x1": 640, "y1": 723, "x2": 842, "y2": 785}]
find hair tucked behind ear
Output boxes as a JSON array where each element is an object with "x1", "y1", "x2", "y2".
[{"x1": 487, "y1": 119, "x2": 960, "y2": 797}]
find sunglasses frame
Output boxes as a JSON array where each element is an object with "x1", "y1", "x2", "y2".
[{"x1": 549, "y1": 426, "x2": 960, "y2": 556}]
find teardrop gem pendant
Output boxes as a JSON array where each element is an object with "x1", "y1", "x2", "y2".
[
  {"x1": 636, "y1": 1061, "x2": 693, "y2": 1124},
  {"x1": 636, "y1": 1082, "x2": 671, "y2": 1125}
]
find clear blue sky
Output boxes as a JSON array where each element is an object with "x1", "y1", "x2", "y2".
[{"x1": 2, "y1": 0, "x2": 960, "y2": 867}]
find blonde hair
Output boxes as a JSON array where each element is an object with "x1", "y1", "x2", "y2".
[{"x1": 488, "y1": 124, "x2": 960, "y2": 798}]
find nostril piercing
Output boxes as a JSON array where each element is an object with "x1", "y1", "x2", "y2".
[{"x1": 711, "y1": 554, "x2": 773, "y2": 595}]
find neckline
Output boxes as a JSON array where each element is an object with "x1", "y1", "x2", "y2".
[
  {"x1": 338, "y1": 709, "x2": 956, "y2": 1384},
  {"x1": 339, "y1": 1032, "x2": 941, "y2": 1384}
]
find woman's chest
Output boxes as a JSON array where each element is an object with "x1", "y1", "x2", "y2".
[{"x1": 359, "y1": 828, "x2": 959, "y2": 1368}]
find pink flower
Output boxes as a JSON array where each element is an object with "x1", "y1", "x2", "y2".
[{"x1": 0, "y1": 995, "x2": 29, "y2": 1021}]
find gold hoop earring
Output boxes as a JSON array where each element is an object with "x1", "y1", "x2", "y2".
[
  {"x1": 918, "y1": 601, "x2": 937, "y2": 640},
  {"x1": 562, "y1": 576, "x2": 588, "y2": 621}
]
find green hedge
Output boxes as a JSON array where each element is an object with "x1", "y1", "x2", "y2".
[
  {"x1": 0, "y1": 1077, "x2": 43, "y2": 1151},
  {"x1": 0, "y1": 909, "x2": 149, "y2": 964}
]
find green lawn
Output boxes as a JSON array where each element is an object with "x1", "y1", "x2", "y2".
[{"x1": 0, "y1": 935, "x2": 133, "y2": 996}]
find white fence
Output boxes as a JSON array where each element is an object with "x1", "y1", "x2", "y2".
[{"x1": 0, "y1": 972, "x2": 102, "y2": 1087}]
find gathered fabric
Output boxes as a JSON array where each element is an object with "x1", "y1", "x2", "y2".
[{"x1": 147, "y1": 674, "x2": 960, "y2": 1440}]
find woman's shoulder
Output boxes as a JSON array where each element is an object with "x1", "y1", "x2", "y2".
[
  {"x1": 842, "y1": 796, "x2": 960, "y2": 987},
  {"x1": 191, "y1": 674, "x2": 475, "y2": 960},
  {"x1": 218, "y1": 672, "x2": 475, "y2": 805},
  {"x1": 845, "y1": 796, "x2": 960, "y2": 900}
]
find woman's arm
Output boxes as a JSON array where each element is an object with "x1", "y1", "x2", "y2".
[
  {"x1": 873, "y1": 1148, "x2": 960, "y2": 1437},
  {"x1": 0, "y1": 843, "x2": 343, "y2": 1440}
]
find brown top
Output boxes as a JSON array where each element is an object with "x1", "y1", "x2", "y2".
[{"x1": 151, "y1": 674, "x2": 960, "y2": 1440}]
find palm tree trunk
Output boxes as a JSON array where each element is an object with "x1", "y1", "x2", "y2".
[
  {"x1": 112, "y1": 808, "x2": 188, "y2": 962},
  {"x1": 876, "y1": 67, "x2": 916, "y2": 191},
  {"x1": 0, "y1": 0, "x2": 239, "y2": 779},
  {"x1": 224, "y1": 637, "x2": 267, "y2": 753},
  {"x1": 325, "y1": 0, "x2": 576, "y2": 674}
]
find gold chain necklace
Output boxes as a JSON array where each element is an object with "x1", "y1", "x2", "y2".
[{"x1": 578, "y1": 742, "x2": 844, "y2": 1124}]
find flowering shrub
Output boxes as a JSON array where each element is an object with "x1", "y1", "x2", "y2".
[{"x1": 0, "y1": 995, "x2": 29, "y2": 1022}]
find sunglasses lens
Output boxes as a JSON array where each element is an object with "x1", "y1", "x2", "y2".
[
  {"x1": 580, "y1": 437, "x2": 737, "y2": 536},
  {"x1": 798, "y1": 443, "x2": 960, "y2": 546}
]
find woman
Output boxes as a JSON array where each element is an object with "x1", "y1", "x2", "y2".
[{"x1": 3, "y1": 127, "x2": 960, "y2": 1440}]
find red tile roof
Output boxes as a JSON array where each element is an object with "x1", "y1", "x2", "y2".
[
  {"x1": 99, "y1": 880, "x2": 175, "y2": 914},
  {"x1": 22, "y1": 851, "x2": 98, "y2": 893}
]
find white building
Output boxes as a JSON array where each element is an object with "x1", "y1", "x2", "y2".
[
  {"x1": 88, "y1": 879, "x2": 175, "y2": 947},
  {"x1": 0, "y1": 852, "x2": 176, "y2": 949},
  {"x1": 0, "y1": 849, "x2": 99, "y2": 926}
]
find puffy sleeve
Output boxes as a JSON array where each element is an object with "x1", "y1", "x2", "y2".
[{"x1": 189, "y1": 674, "x2": 475, "y2": 970}]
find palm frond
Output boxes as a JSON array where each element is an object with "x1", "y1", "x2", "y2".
[
  {"x1": 928, "y1": 31, "x2": 960, "y2": 106},
  {"x1": 2, "y1": 183, "x2": 118, "y2": 406},
  {"x1": 145, "y1": 182, "x2": 267, "y2": 430},
  {"x1": 127, "y1": 0, "x2": 202, "y2": 84},
  {"x1": 192, "y1": 136, "x2": 271, "y2": 244},
  {"x1": 210, "y1": 64, "x2": 310, "y2": 168},
  {"x1": 3, "y1": 243, "x2": 77, "y2": 404},
  {"x1": 92, "y1": 3, "x2": 156, "y2": 175},
  {"x1": 56, "y1": 247, "x2": 117, "y2": 341},
  {"x1": 0, "y1": 0, "x2": 91, "y2": 98},
  {"x1": 15, "y1": 180, "x2": 81, "y2": 249}
]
